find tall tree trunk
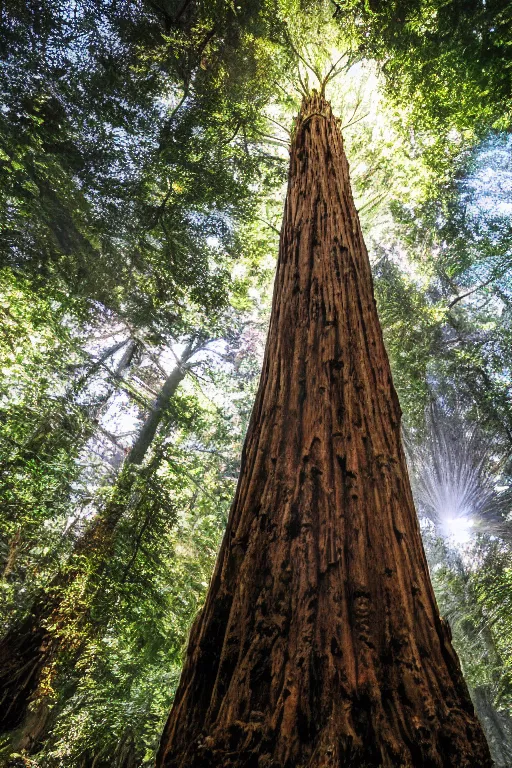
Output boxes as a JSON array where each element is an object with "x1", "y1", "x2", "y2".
[
  {"x1": 156, "y1": 93, "x2": 492, "y2": 768},
  {"x1": 0, "y1": 346, "x2": 193, "y2": 742},
  {"x1": 471, "y1": 685, "x2": 512, "y2": 767},
  {"x1": 127, "y1": 339, "x2": 194, "y2": 466},
  {"x1": 1, "y1": 339, "x2": 138, "y2": 579},
  {"x1": 443, "y1": 553, "x2": 512, "y2": 766}
]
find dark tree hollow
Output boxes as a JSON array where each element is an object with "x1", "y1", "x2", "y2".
[{"x1": 156, "y1": 93, "x2": 492, "y2": 768}]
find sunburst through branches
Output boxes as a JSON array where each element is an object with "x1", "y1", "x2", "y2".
[{"x1": 407, "y1": 406, "x2": 512, "y2": 546}]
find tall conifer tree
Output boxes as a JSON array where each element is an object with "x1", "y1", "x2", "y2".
[{"x1": 156, "y1": 93, "x2": 492, "y2": 768}]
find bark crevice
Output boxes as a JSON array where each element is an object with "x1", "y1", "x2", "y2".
[{"x1": 156, "y1": 93, "x2": 492, "y2": 768}]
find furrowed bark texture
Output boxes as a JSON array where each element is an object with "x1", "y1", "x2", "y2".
[{"x1": 156, "y1": 94, "x2": 492, "y2": 768}]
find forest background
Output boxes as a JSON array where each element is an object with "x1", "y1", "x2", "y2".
[{"x1": 1, "y1": 0, "x2": 512, "y2": 765}]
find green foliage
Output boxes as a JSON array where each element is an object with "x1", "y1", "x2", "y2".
[
  {"x1": 373, "y1": 253, "x2": 442, "y2": 425},
  {"x1": 2, "y1": 0, "x2": 512, "y2": 765},
  {"x1": 334, "y1": 0, "x2": 512, "y2": 136},
  {"x1": 471, "y1": 540, "x2": 512, "y2": 696},
  {"x1": 0, "y1": 268, "x2": 89, "y2": 615},
  {"x1": 38, "y1": 435, "x2": 235, "y2": 767}
]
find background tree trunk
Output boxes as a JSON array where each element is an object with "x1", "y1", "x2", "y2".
[
  {"x1": 127, "y1": 339, "x2": 195, "y2": 466},
  {"x1": 156, "y1": 93, "x2": 492, "y2": 768},
  {"x1": 471, "y1": 685, "x2": 512, "y2": 767},
  {"x1": 0, "y1": 348, "x2": 192, "y2": 742}
]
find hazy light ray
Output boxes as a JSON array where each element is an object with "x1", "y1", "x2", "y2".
[{"x1": 407, "y1": 407, "x2": 512, "y2": 547}]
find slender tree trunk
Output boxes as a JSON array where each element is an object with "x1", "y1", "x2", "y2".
[
  {"x1": 127, "y1": 340, "x2": 194, "y2": 466},
  {"x1": 0, "y1": 347, "x2": 192, "y2": 741},
  {"x1": 471, "y1": 685, "x2": 512, "y2": 767},
  {"x1": 0, "y1": 338, "x2": 137, "y2": 578},
  {"x1": 446, "y1": 554, "x2": 512, "y2": 766},
  {"x1": 156, "y1": 94, "x2": 492, "y2": 768}
]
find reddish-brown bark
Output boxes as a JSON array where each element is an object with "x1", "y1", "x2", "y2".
[{"x1": 156, "y1": 93, "x2": 492, "y2": 768}]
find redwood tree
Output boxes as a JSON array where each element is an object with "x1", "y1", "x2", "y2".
[{"x1": 156, "y1": 93, "x2": 492, "y2": 768}]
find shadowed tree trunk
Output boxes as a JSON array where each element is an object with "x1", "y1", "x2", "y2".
[
  {"x1": 0, "y1": 344, "x2": 195, "y2": 745},
  {"x1": 126, "y1": 339, "x2": 194, "y2": 466},
  {"x1": 471, "y1": 685, "x2": 512, "y2": 767},
  {"x1": 156, "y1": 93, "x2": 492, "y2": 768}
]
